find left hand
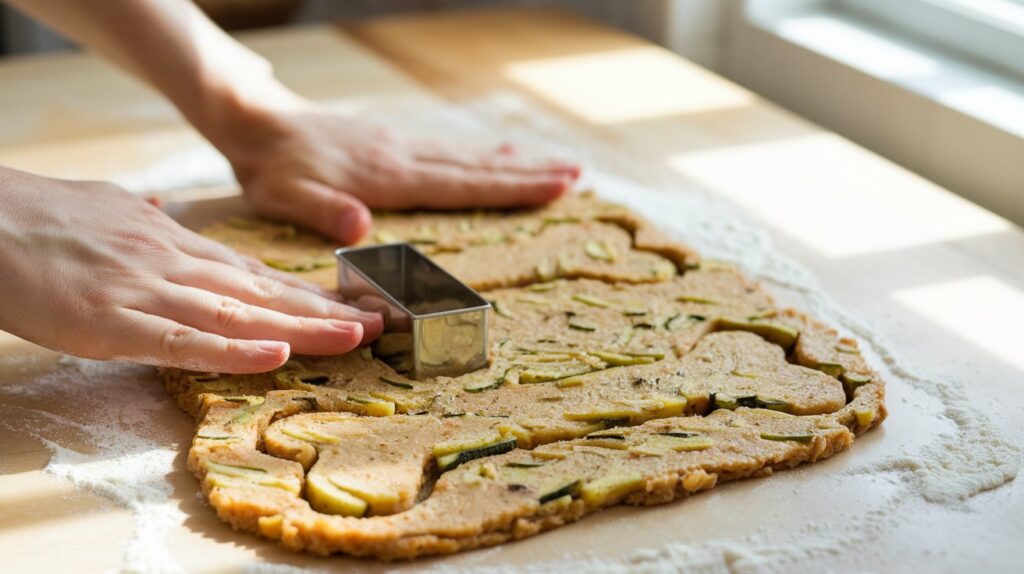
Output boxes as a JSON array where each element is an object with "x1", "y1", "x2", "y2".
[{"x1": 216, "y1": 101, "x2": 581, "y2": 244}]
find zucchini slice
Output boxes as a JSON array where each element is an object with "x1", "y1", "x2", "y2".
[
  {"x1": 854, "y1": 408, "x2": 876, "y2": 428},
  {"x1": 536, "y1": 258, "x2": 558, "y2": 281},
  {"x1": 572, "y1": 294, "x2": 615, "y2": 308},
  {"x1": 261, "y1": 257, "x2": 334, "y2": 272},
  {"x1": 759, "y1": 433, "x2": 814, "y2": 443},
  {"x1": 274, "y1": 370, "x2": 331, "y2": 389},
  {"x1": 629, "y1": 434, "x2": 713, "y2": 456},
  {"x1": 585, "y1": 433, "x2": 625, "y2": 440},
  {"x1": 841, "y1": 371, "x2": 873, "y2": 399},
  {"x1": 529, "y1": 281, "x2": 562, "y2": 292},
  {"x1": 490, "y1": 299, "x2": 515, "y2": 319},
  {"x1": 710, "y1": 393, "x2": 790, "y2": 412},
  {"x1": 281, "y1": 425, "x2": 340, "y2": 445},
  {"x1": 815, "y1": 362, "x2": 845, "y2": 379},
  {"x1": 581, "y1": 472, "x2": 644, "y2": 506},
  {"x1": 436, "y1": 437, "x2": 517, "y2": 472},
  {"x1": 564, "y1": 408, "x2": 640, "y2": 422},
  {"x1": 328, "y1": 476, "x2": 400, "y2": 510},
  {"x1": 505, "y1": 460, "x2": 545, "y2": 468},
  {"x1": 584, "y1": 240, "x2": 616, "y2": 262},
  {"x1": 306, "y1": 473, "x2": 367, "y2": 517},
  {"x1": 228, "y1": 397, "x2": 265, "y2": 425},
  {"x1": 539, "y1": 479, "x2": 582, "y2": 504},
  {"x1": 204, "y1": 461, "x2": 300, "y2": 493},
  {"x1": 519, "y1": 365, "x2": 592, "y2": 384},
  {"x1": 205, "y1": 461, "x2": 266, "y2": 476},
  {"x1": 589, "y1": 351, "x2": 657, "y2": 366},
  {"x1": 676, "y1": 295, "x2": 721, "y2": 304},
  {"x1": 567, "y1": 320, "x2": 598, "y2": 332},
  {"x1": 715, "y1": 317, "x2": 799, "y2": 351},
  {"x1": 346, "y1": 395, "x2": 396, "y2": 417},
  {"x1": 379, "y1": 375, "x2": 414, "y2": 390},
  {"x1": 517, "y1": 294, "x2": 551, "y2": 306},
  {"x1": 195, "y1": 435, "x2": 240, "y2": 442},
  {"x1": 835, "y1": 342, "x2": 860, "y2": 354},
  {"x1": 463, "y1": 375, "x2": 504, "y2": 393},
  {"x1": 374, "y1": 230, "x2": 400, "y2": 243}
]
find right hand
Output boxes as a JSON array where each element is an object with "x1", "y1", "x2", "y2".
[{"x1": 0, "y1": 167, "x2": 382, "y2": 374}]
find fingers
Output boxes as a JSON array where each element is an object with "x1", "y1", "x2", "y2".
[
  {"x1": 175, "y1": 231, "x2": 248, "y2": 268},
  {"x1": 410, "y1": 141, "x2": 581, "y2": 178},
  {"x1": 168, "y1": 256, "x2": 384, "y2": 343},
  {"x1": 393, "y1": 162, "x2": 575, "y2": 210},
  {"x1": 175, "y1": 231, "x2": 340, "y2": 300},
  {"x1": 111, "y1": 308, "x2": 290, "y2": 374},
  {"x1": 251, "y1": 180, "x2": 372, "y2": 245},
  {"x1": 238, "y1": 255, "x2": 339, "y2": 299},
  {"x1": 132, "y1": 282, "x2": 365, "y2": 356}
]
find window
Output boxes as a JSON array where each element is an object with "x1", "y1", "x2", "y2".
[{"x1": 839, "y1": 0, "x2": 1024, "y2": 78}]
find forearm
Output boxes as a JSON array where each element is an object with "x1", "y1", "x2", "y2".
[{"x1": 4, "y1": 0, "x2": 304, "y2": 152}]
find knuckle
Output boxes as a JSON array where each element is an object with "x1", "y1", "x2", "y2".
[
  {"x1": 222, "y1": 337, "x2": 255, "y2": 359},
  {"x1": 159, "y1": 324, "x2": 199, "y2": 357},
  {"x1": 79, "y1": 282, "x2": 120, "y2": 312},
  {"x1": 214, "y1": 297, "x2": 249, "y2": 331},
  {"x1": 113, "y1": 229, "x2": 174, "y2": 258},
  {"x1": 370, "y1": 124, "x2": 397, "y2": 144},
  {"x1": 250, "y1": 274, "x2": 286, "y2": 303},
  {"x1": 361, "y1": 145, "x2": 404, "y2": 177}
]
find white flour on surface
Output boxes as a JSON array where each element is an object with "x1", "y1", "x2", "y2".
[
  {"x1": 0, "y1": 357, "x2": 187, "y2": 574},
  {"x1": 2, "y1": 93, "x2": 1018, "y2": 574}
]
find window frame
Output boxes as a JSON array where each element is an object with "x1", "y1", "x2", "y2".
[{"x1": 837, "y1": 0, "x2": 1024, "y2": 79}]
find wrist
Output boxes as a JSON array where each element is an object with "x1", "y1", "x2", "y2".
[
  {"x1": 184, "y1": 54, "x2": 312, "y2": 166},
  {"x1": 198, "y1": 79, "x2": 308, "y2": 153}
]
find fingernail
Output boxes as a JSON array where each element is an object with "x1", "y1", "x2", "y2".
[
  {"x1": 255, "y1": 341, "x2": 290, "y2": 362},
  {"x1": 258, "y1": 340, "x2": 286, "y2": 351},
  {"x1": 318, "y1": 289, "x2": 345, "y2": 302},
  {"x1": 552, "y1": 175, "x2": 574, "y2": 191},
  {"x1": 334, "y1": 206, "x2": 372, "y2": 245},
  {"x1": 361, "y1": 313, "x2": 384, "y2": 342},
  {"x1": 327, "y1": 319, "x2": 363, "y2": 336},
  {"x1": 353, "y1": 309, "x2": 384, "y2": 323},
  {"x1": 331, "y1": 303, "x2": 380, "y2": 323}
]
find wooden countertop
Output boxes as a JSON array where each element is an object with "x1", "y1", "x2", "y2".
[{"x1": 1, "y1": 7, "x2": 1021, "y2": 572}]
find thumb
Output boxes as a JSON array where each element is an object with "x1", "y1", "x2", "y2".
[{"x1": 254, "y1": 181, "x2": 373, "y2": 245}]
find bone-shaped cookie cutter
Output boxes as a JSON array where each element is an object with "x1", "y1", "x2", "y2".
[{"x1": 335, "y1": 243, "x2": 490, "y2": 380}]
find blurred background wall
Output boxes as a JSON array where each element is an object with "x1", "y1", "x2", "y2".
[
  {"x1": 1, "y1": 0, "x2": 1020, "y2": 225},
  {"x1": 0, "y1": 0, "x2": 720, "y2": 60}
]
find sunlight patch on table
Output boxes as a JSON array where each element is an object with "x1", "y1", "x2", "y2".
[
  {"x1": 667, "y1": 133, "x2": 1010, "y2": 258},
  {"x1": 894, "y1": 276, "x2": 1024, "y2": 372},
  {"x1": 504, "y1": 47, "x2": 753, "y2": 124}
]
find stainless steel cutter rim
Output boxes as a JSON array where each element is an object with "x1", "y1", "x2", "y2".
[{"x1": 333, "y1": 243, "x2": 491, "y2": 319}]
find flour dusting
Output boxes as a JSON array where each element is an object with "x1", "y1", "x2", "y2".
[
  {"x1": 0, "y1": 356, "x2": 187, "y2": 574},
  {"x1": 2, "y1": 93, "x2": 1017, "y2": 573}
]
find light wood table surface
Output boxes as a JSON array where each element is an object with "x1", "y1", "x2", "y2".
[{"x1": 1, "y1": 7, "x2": 1022, "y2": 573}]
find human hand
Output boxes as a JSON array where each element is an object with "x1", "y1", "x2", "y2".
[
  {"x1": 0, "y1": 168, "x2": 382, "y2": 373},
  {"x1": 216, "y1": 101, "x2": 581, "y2": 244}
]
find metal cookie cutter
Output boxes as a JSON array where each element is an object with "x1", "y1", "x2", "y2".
[{"x1": 335, "y1": 243, "x2": 490, "y2": 380}]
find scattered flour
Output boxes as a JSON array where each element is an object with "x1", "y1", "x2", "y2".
[
  {"x1": 0, "y1": 357, "x2": 187, "y2": 574},
  {"x1": 1, "y1": 93, "x2": 1018, "y2": 573}
]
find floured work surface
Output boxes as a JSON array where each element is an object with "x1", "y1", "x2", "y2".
[{"x1": 160, "y1": 192, "x2": 886, "y2": 560}]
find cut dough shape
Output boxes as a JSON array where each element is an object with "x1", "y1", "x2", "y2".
[{"x1": 165, "y1": 192, "x2": 886, "y2": 560}]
